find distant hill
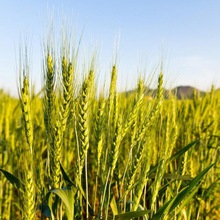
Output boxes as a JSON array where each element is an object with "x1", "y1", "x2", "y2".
[
  {"x1": 123, "y1": 86, "x2": 206, "y2": 100},
  {"x1": 171, "y1": 86, "x2": 205, "y2": 99}
]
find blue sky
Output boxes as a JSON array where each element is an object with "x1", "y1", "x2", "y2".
[{"x1": 1, "y1": 1, "x2": 220, "y2": 95}]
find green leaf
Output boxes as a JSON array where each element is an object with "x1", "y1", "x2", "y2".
[
  {"x1": 151, "y1": 198, "x2": 173, "y2": 220},
  {"x1": 60, "y1": 163, "x2": 95, "y2": 216},
  {"x1": 175, "y1": 184, "x2": 200, "y2": 214},
  {"x1": 168, "y1": 139, "x2": 200, "y2": 163},
  {"x1": 47, "y1": 186, "x2": 77, "y2": 220},
  {"x1": 148, "y1": 139, "x2": 200, "y2": 177},
  {"x1": 169, "y1": 162, "x2": 215, "y2": 213},
  {"x1": 152, "y1": 162, "x2": 215, "y2": 219},
  {"x1": 0, "y1": 168, "x2": 24, "y2": 191},
  {"x1": 115, "y1": 210, "x2": 150, "y2": 220},
  {"x1": 60, "y1": 163, "x2": 75, "y2": 186}
]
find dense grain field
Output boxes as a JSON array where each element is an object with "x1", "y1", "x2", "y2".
[{"x1": 0, "y1": 43, "x2": 220, "y2": 220}]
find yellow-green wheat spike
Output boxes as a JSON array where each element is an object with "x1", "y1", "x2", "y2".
[
  {"x1": 110, "y1": 115, "x2": 123, "y2": 178},
  {"x1": 151, "y1": 113, "x2": 178, "y2": 212},
  {"x1": 122, "y1": 78, "x2": 144, "y2": 139},
  {"x1": 19, "y1": 58, "x2": 35, "y2": 219},
  {"x1": 126, "y1": 73, "x2": 163, "y2": 194},
  {"x1": 23, "y1": 168, "x2": 35, "y2": 220},
  {"x1": 78, "y1": 76, "x2": 90, "y2": 177},
  {"x1": 50, "y1": 121, "x2": 62, "y2": 189},
  {"x1": 20, "y1": 75, "x2": 33, "y2": 153},
  {"x1": 44, "y1": 53, "x2": 56, "y2": 136},
  {"x1": 132, "y1": 72, "x2": 163, "y2": 149},
  {"x1": 108, "y1": 65, "x2": 117, "y2": 119},
  {"x1": 60, "y1": 56, "x2": 74, "y2": 132},
  {"x1": 133, "y1": 138, "x2": 153, "y2": 211},
  {"x1": 95, "y1": 97, "x2": 106, "y2": 169}
]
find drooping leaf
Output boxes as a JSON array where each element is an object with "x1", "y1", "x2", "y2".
[
  {"x1": 47, "y1": 186, "x2": 77, "y2": 220},
  {"x1": 0, "y1": 168, "x2": 24, "y2": 191},
  {"x1": 60, "y1": 163, "x2": 75, "y2": 186},
  {"x1": 60, "y1": 163, "x2": 95, "y2": 216}
]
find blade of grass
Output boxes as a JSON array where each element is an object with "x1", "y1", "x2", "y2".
[
  {"x1": 152, "y1": 162, "x2": 215, "y2": 219},
  {"x1": 0, "y1": 168, "x2": 24, "y2": 191}
]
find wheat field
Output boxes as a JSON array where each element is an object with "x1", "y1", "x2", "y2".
[{"x1": 0, "y1": 40, "x2": 220, "y2": 220}]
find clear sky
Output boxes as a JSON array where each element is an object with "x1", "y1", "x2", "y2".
[{"x1": 1, "y1": 0, "x2": 220, "y2": 95}]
